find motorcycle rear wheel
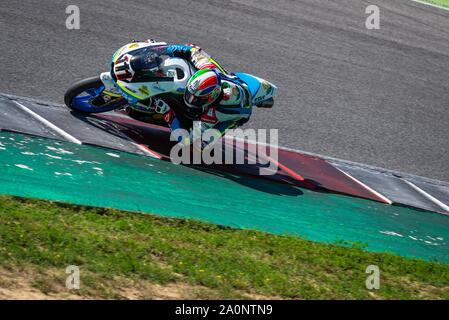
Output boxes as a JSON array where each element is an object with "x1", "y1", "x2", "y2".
[{"x1": 64, "y1": 76, "x2": 126, "y2": 113}]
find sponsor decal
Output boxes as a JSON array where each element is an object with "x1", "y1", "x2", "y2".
[
  {"x1": 138, "y1": 85, "x2": 150, "y2": 96},
  {"x1": 200, "y1": 107, "x2": 218, "y2": 124},
  {"x1": 262, "y1": 81, "x2": 270, "y2": 90},
  {"x1": 254, "y1": 95, "x2": 267, "y2": 103},
  {"x1": 124, "y1": 86, "x2": 137, "y2": 93},
  {"x1": 153, "y1": 85, "x2": 165, "y2": 92},
  {"x1": 262, "y1": 81, "x2": 273, "y2": 95}
]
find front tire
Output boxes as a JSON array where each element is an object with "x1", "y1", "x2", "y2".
[{"x1": 64, "y1": 76, "x2": 126, "y2": 113}]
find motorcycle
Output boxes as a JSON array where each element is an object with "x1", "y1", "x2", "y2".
[{"x1": 64, "y1": 41, "x2": 278, "y2": 127}]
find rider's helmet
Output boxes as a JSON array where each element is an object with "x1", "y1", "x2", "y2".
[{"x1": 184, "y1": 68, "x2": 222, "y2": 113}]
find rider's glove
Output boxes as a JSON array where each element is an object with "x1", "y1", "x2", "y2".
[{"x1": 190, "y1": 47, "x2": 212, "y2": 70}]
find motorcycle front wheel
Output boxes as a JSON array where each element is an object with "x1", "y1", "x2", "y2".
[{"x1": 64, "y1": 76, "x2": 127, "y2": 113}]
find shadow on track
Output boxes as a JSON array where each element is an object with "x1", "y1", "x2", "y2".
[{"x1": 192, "y1": 166, "x2": 304, "y2": 197}]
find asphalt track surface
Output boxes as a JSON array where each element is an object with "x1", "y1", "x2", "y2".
[{"x1": 1, "y1": 0, "x2": 449, "y2": 180}]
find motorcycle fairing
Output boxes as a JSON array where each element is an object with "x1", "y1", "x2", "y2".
[
  {"x1": 234, "y1": 72, "x2": 278, "y2": 105},
  {"x1": 106, "y1": 41, "x2": 195, "y2": 105}
]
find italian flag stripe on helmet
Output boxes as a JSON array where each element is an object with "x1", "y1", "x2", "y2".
[
  {"x1": 189, "y1": 68, "x2": 214, "y2": 82},
  {"x1": 188, "y1": 68, "x2": 220, "y2": 98}
]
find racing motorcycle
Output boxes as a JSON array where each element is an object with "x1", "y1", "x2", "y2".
[{"x1": 64, "y1": 41, "x2": 277, "y2": 127}]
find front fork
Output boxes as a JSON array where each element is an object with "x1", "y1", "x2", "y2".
[{"x1": 99, "y1": 72, "x2": 122, "y2": 98}]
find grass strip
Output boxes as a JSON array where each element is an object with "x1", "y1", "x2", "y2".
[{"x1": 0, "y1": 195, "x2": 448, "y2": 299}]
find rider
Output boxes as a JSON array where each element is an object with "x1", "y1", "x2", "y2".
[
  {"x1": 162, "y1": 43, "x2": 272, "y2": 148},
  {"x1": 108, "y1": 40, "x2": 275, "y2": 148}
]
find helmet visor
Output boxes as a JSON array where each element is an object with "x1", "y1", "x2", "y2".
[
  {"x1": 128, "y1": 48, "x2": 172, "y2": 82},
  {"x1": 184, "y1": 90, "x2": 210, "y2": 109}
]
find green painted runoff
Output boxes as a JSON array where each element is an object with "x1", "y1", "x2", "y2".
[{"x1": 1, "y1": 132, "x2": 448, "y2": 262}]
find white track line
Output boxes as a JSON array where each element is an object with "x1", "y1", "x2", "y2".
[
  {"x1": 411, "y1": 0, "x2": 449, "y2": 12},
  {"x1": 335, "y1": 167, "x2": 393, "y2": 204},
  {"x1": 14, "y1": 100, "x2": 162, "y2": 159},
  {"x1": 403, "y1": 180, "x2": 449, "y2": 214},
  {"x1": 13, "y1": 100, "x2": 82, "y2": 145},
  {"x1": 134, "y1": 143, "x2": 162, "y2": 159}
]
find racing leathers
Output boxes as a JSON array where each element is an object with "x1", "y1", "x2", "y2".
[
  {"x1": 159, "y1": 44, "x2": 253, "y2": 148},
  {"x1": 111, "y1": 41, "x2": 253, "y2": 148}
]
